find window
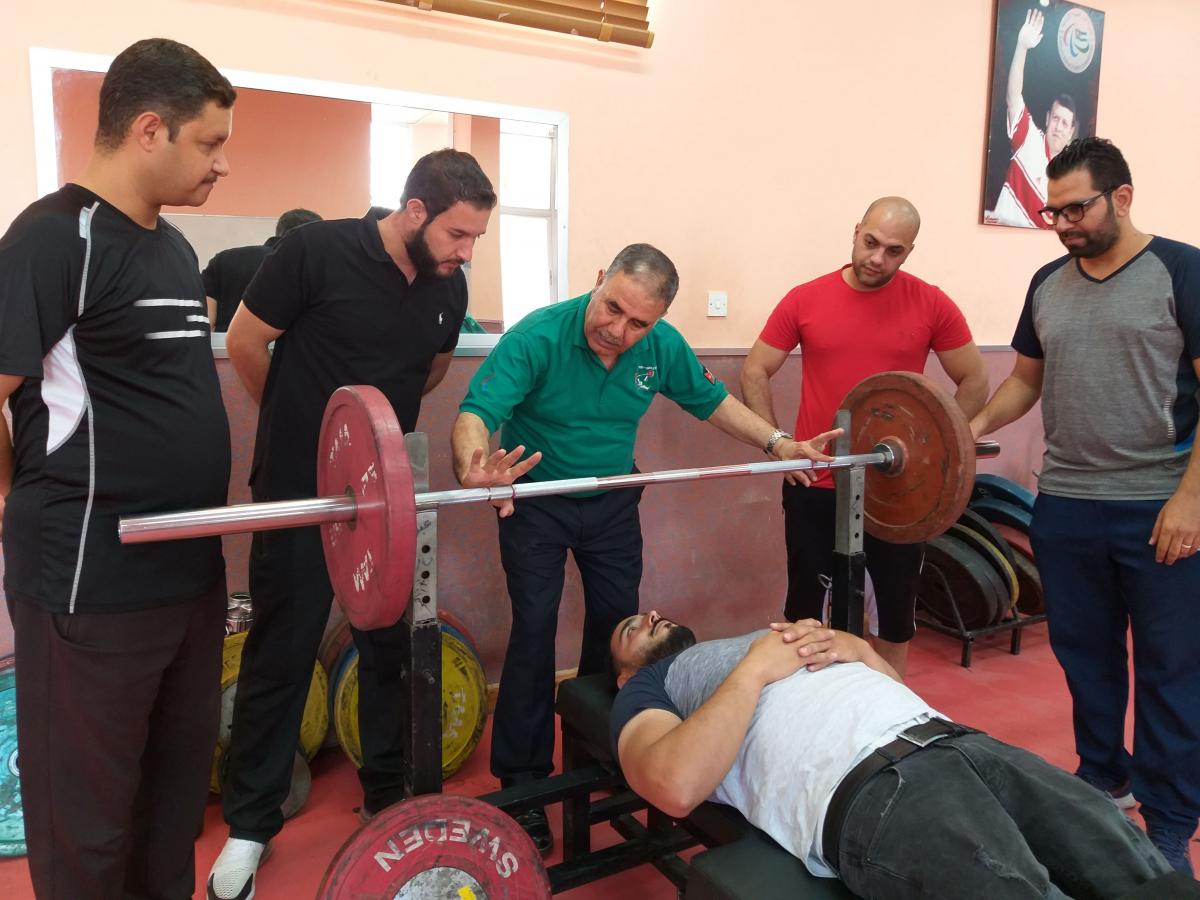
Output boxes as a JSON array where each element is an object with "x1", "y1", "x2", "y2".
[{"x1": 499, "y1": 120, "x2": 558, "y2": 325}]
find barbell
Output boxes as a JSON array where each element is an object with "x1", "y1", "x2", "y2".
[{"x1": 118, "y1": 371, "x2": 997, "y2": 630}]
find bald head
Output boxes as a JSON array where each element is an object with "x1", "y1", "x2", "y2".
[
  {"x1": 845, "y1": 197, "x2": 920, "y2": 291},
  {"x1": 861, "y1": 196, "x2": 921, "y2": 239}
]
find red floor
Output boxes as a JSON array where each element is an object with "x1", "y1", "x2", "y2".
[{"x1": 2, "y1": 623, "x2": 1197, "y2": 898}]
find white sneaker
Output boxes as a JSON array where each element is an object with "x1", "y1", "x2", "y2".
[{"x1": 207, "y1": 838, "x2": 268, "y2": 900}]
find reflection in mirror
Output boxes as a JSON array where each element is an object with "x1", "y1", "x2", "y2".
[{"x1": 31, "y1": 48, "x2": 568, "y2": 341}]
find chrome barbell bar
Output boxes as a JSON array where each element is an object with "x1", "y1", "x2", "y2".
[{"x1": 118, "y1": 441, "x2": 1000, "y2": 544}]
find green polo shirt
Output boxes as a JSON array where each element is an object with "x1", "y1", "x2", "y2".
[{"x1": 460, "y1": 293, "x2": 728, "y2": 484}]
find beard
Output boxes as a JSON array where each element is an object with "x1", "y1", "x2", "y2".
[
  {"x1": 405, "y1": 222, "x2": 454, "y2": 279},
  {"x1": 1059, "y1": 208, "x2": 1120, "y2": 258},
  {"x1": 639, "y1": 623, "x2": 698, "y2": 668},
  {"x1": 851, "y1": 258, "x2": 894, "y2": 289}
]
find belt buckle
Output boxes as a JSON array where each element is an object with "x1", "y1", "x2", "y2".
[{"x1": 897, "y1": 721, "x2": 952, "y2": 749}]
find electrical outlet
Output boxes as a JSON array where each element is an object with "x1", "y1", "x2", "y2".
[{"x1": 707, "y1": 290, "x2": 728, "y2": 317}]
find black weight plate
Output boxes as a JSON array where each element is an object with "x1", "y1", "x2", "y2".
[
  {"x1": 958, "y1": 507, "x2": 1019, "y2": 572},
  {"x1": 918, "y1": 535, "x2": 1006, "y2": 630},
  {"x1": 947, "y1": 524, "x2": 1019, "y2": 613}
]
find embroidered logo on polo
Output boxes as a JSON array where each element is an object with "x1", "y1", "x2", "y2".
[{"x1": 634, "y1": 366, "x2": 658, "y2": 391}]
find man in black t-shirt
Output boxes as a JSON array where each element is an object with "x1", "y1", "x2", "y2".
[
  {"x1": 203, "y1": 207, "x2": 321, "y2": 330},
  {"x1": 209, "y1": 149, "x2": 496, "y2": 899},
  {"x1": 0, "y1": 39, "x2": 235, "y2": 899}
]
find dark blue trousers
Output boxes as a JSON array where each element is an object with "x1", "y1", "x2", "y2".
[
  {"x1": 492, "y1": 485, "x2": 644, "y2": 785},
  {"x1": 1030, "y1": 493, "x2": 1200, "y2": 835}
]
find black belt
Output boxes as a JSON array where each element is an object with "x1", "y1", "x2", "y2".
[{"x1": 821, "y1": 718, "x2": 969, "y2": 874}]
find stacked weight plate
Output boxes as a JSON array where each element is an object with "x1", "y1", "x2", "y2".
[
  {"x1": 325, "y1": 609, "x2": 487, "y2": 780},
  {"x1": 211, "y1": 607, "x2": 330, "y2": 821},
  {"x1": 917, "y1": 475, "x2": 1045, "y2": 629}
]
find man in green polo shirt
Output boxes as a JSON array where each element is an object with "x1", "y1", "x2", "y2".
[{"x1": 451, "y1": 243, "x2": 839, "y2": 852}]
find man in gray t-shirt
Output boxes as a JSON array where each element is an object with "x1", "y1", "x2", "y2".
[
  {"x1": 971, "y1": 137, "x2": 1200, "y2": 876},
  {"x1": 609, "y1": 611, "x2": 1170, "y2": 899}
]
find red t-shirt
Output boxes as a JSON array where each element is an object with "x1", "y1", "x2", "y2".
[{"x1": 759, "y1": 266, "x2": 973, "y2": 488}]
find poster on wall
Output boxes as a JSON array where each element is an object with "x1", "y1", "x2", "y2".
[{"x1": 982, "y1": 0, "x2": 1105, "y2": 229}]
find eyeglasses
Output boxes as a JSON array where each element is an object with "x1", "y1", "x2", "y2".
[{"x1": 1038, "y1": 189, "x2": 1114, "y2": 226}]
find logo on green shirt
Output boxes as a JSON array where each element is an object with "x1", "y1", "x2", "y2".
[{"x1": 634, "y1": 365, "x2": 658, "y2": 391}]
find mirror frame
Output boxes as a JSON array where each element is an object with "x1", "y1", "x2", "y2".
[{"x1": 29, "y1": 46, "x2": 571, "y2": 351}]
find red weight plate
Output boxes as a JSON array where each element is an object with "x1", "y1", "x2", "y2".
[
  {"x1": 317, "y1": 794, "x2": 551, "y2": 900},
  {"x1": 841, "y1": 372, "x2": 976, "y2": 544},
  {"x1": 438, "y1": 608, "x2": 480, "y2": 654},
  {"x1": 318, "y1": 386, "x2": 417, "y2": 631}
]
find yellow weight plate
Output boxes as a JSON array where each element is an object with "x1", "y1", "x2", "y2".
[
  {"x1": 333, "y1": 654, "x2": 361, "y2": 767},
  {"x1": 211, "y1": 631, "x2": 330, "y2": 792},
  {"x1": 221, "y1": 631, "x2": 248, "y2": 690},
  {"x1": 440, "y1": 631, "x2": 487, "y2": 778},
  {"x1": 299, "y1": 662, "x2": 329, "y2": 760},
  {"x1": 333, "y1": 630, "x2": 487, "y2": 778}
]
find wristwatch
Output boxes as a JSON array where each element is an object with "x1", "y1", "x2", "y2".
[{"x1": 764, "y1": 428, "x2": 792, "y2": 455}]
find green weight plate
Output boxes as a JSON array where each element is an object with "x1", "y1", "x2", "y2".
[{"x1": 0, "y1": 657, "x2": 25, "y2": 857}]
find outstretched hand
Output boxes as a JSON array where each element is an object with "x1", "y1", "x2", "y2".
[
  {"x1": 461, "y1": 445, "x2": 542, "y2": 518},
  {"x1": 1017, "y1": 9, "x2": 1044, "y2": 50},
  {"x1": 776, "y1": 427, "x2": 843, "y2": 486}
]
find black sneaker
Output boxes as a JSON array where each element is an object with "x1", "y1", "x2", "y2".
[
  {"x1": 1147, "y1": 826, "x2": 1195, "y2": 878},
  {"x1": 514, "y1": 807, "x2": 553, "y2": 856}
]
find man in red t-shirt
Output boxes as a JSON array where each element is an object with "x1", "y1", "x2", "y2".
[{"x1": 740, "y1": 197, "x2": 988, "y2": 675}]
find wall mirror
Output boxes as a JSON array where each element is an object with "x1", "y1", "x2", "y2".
[{"x1": 30, "y1": 47, "x2": 570, "y2": 348}]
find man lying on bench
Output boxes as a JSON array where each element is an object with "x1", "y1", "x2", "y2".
[{"x1": 609, "y1": 612, "x2": 1176, "y2": 899}]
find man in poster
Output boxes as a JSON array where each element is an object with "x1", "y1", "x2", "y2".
[{"x1": 992, "y1": 9, "x2": 1078, "y2": 228}]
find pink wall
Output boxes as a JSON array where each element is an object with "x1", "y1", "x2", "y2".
[{"x1": 5, "y1": 2, "x2": 1200, "y2": 347}]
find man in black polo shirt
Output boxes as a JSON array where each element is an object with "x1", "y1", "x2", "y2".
[
  {"x1": 0, "y1": 39, "x2": 234, "y2": 899},
  {"x1": 203, "y1": 207, "x2": 321, "y2": 330},
  {"x1": 209, "y1": 149, "x2": 496, "y2": 899}
]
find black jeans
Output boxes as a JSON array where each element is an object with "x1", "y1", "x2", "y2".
[
  {"x1": 222, "y1": 525, "x2": 410, "y2": 842},
  {"x1": 837, "y1": 732, "x2": 1170, "y2": 899},
  {"x1": 8, "y1": 581, "x2": 226, "y2": 900},
  {"x1": 782, "y1": 482, "x2": 924, "y2": 642},
  {"x1": 492, "y1": 485, "x2": 644, "y2": 785}
]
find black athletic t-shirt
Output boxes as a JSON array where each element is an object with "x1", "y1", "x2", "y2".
[
  {"x1": 202, "y1": 239, "x2": 274, "y2": 331},
  {"x1": 0, "y1": 184, "x2": 231, "y2": 613},
  {"x1": 245, "y1": 208, "x2": 467, "y2": 499}
]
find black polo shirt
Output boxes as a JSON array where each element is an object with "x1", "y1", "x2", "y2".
[
  {"x1": 0, "y1": 184, "x2": 230, "y2": 613},
  {"x1": 202, "y1": 238, "x2": 275, "y2": 330},
  {"x1": 244, "y1": 208, "x2": 467, "y2": 500}
]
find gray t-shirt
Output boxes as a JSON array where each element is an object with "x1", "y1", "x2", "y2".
[
  {"x1": 610, "y1": 631, "x2": 938, "y2": 877},
  {"x1": 1011, "y1": 237, "x2": 1200, "y2": 499}
]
